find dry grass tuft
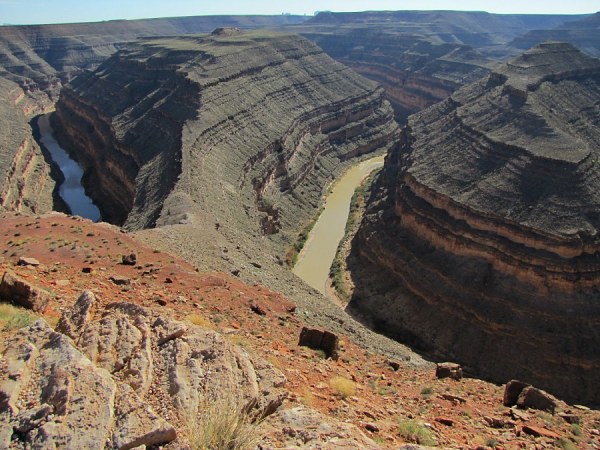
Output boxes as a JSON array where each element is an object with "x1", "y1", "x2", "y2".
[
  {"x1": 397, "y1": 419, "x2": 436, "y2": 446},
  {"x1": 186, "y1": 313, "x2": 214, "y2": 329},
  {"x1": 329, "y1": 376, "x2": 356, "y2": 399},
  {"x1": 183, "y1": 393, "x2": 261, "y2": 450}
]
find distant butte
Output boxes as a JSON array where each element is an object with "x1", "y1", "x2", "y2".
[{"x1": 352, "y1": 42, "x2": 600, "y2": 405}]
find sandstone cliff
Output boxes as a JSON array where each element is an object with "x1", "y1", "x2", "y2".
[
  {"x1": 351, "y1": 42, "x2": 600, "y2": 405},
  {"x1": 53, "y1": 31, "x2": 400, "y2": 252}
]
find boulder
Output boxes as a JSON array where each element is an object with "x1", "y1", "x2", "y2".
[
  {"x1": 435, "y1": 362, "x2": 463, "y2": 380},
  {"x1": 17, "y1": 257, "x2": 40, "y2": 267},
  {"x1": 516, "y1": 386, "x2": 558, "y2": 413},
  {"x1": 504, "y1": 381, "x2": 557, "y2": 412},
  {"x1": 522, "y1": 425, "x2": 561, "y2": 439},
  {"x1": 503, "y1": 380, "x2": 531, "y2": 406},
  {"x1": 298, "y1": 327, "x2": 339, "y2": 360},
  {"x1": 0, "y1": 270, "x2": 50, "y2": 313},
  {"x1": 122, "y1": 253, "x2": 137, "y2": 265}
]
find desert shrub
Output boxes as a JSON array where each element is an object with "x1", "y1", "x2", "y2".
[
  {"x1": 299, "y1": 387, "x2": 315, "y2": 407},
  {"x1": 0, "y1": 303, "x2": 36, "y2": 331},
  {"x1": 420, "y1": 386, "x2": 434, "y2": 397},
  {"x1": 397, "y1": 419, "x2": 436, "y2": 446},
  {"x1": 183, "y1": 394, "x2": 260, "y2": 450},
  {"x1": 329, "y1": 376, "x2": 356, "y2": 399}
]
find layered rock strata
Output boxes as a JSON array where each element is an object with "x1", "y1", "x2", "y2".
[
  {"x1": 512, "y1": 12, "x2": 600, "y2": 57},
  {"x1": 295, "y1": 11, "x2": 591, "y2": 123},
  {"x1": 352, "y1": 42, "x2": 600, "y2": 405},
  {"x1": 0, "y1": 78, "x2": 58, "y2": 214},
  {"x1": 300, "y1": 26, "x2": 490, "y2": 123},
  {"x1": 53, "y1": 31, "x2": 399, "y2": 248},
  {"x1": 0, "y1": 15, "x2": 308, "y2": 98}
]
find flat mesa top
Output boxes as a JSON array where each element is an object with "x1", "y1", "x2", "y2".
[{"x1": 494, "y1": 42, "x2": 600, "y2": 93}]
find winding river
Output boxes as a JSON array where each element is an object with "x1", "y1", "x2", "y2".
[
  {"x1": 37, "y1": 114, "x2": 101, "y2": 222},
  {"x1": 292, "y1": 155, "x2": 384, "y2": 293}
]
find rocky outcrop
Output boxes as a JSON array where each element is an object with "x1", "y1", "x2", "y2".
[
  {"x1": 0, "y1": 270, "x2": 51, "y2": 313},
  {"x1": 53, "y1": 31, "x2": 400, "y2": 249},
  {"x1": 351, "y1": 43, "x2": 600, "y2": 405},
  {"x1": 260, "y1": 406, "x2": 380, "y2": 449},
  {"x1": 0, "y1": 290, "x2": 286, "y2": 448}
]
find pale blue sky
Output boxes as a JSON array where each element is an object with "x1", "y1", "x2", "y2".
[{"x1": 1, "y1": 0, "x2": 598, "y2": 25}]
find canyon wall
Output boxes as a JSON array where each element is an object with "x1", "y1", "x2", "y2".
[
  {"x1": 294, "y1": 11, "x2": 593, "y2": 123},
  {"x1": 53, "y1": 30, "x2": 400, "y2": 251},
  {"x1": 0, "y1": 78, "x2": 58, "y2": 214},
  {"x1": 0, "y1": 15, "x2": 308, "y2": 98},
  {"x1": 351, "y1": 42, "x2": 600, "y2": 405},
  {"x1": 511, "y1": 12, "x2": 600, "y2": 57}
]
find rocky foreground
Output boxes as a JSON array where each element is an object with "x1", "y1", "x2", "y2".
[
  {"x1": 352, "y1": 42, "x2": 600, "y2": 406},
  {"x1": 0, "y1": 212, "x2": 598, "y2": 449}
]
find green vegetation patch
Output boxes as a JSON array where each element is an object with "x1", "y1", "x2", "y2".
[
  {"x1": 397, "y1": 419, "x2": 436, "y2": 446},
  {"x1": 0, "y1": 303, "x2": 37, "y2": 331}
]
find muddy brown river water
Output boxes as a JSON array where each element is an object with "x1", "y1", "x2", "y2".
[{"x1": 292, "y1": 155, "x2": 384, "y2": 293}]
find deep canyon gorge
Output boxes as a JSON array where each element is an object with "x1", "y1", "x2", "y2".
[{"x1": 0, "y1": 9, "x2": 600, "y2": 449}]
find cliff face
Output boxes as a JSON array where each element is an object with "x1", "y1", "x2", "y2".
[
  {"x1": 296, "y1": 11, "x2": 600, "y2": 124},
  {"x1": 0, "y1": 78, "x2": 58, "y2": 214},
  {"x1": 0, "y1": 15, "x2": 308, "y2": 98},
  {"x1": 301, "y1": 29, "x2": 489, "y2": 123},
  {"x1": 352, "y1": 43, "x2": 600, "y2": 405},
  {"x1": 54, "y1": 31, "x2": 399, "y2": 247}
]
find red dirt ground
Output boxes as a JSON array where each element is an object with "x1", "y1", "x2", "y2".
[{"x1": 0, "y1": 212, "x2": 598, "y2": 449}]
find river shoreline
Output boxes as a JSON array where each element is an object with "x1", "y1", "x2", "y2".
[{"x1": 292, "y1": 155, "x2": 384, "y2": 294}]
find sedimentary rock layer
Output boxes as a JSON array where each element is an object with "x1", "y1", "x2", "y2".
[
  {"x1": 0, "y1": 78, "x2": 57, "y2": 214},
  {"x1": 301, "y1": 28, "x2": 488, "y2": 123},
  {"x1": 0, "y1": 15, "x2": 308, "y2": 97},
  {"x1": 53, "y1": 31, "x2": 399, "y2": 247},
  {"x1": 512, "y1": 12, "x2": 600, "y2": 57},
  {"x1": 352, "y1": 42, "x2": 600, "y2": 405},
  {"x1": 294, "y1": 11, "x2": 594, "y2": 122}
]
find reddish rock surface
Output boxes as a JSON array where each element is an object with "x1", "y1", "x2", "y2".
[{"x1": 0, "y1": 212, "x2": 598, "y2": 449}]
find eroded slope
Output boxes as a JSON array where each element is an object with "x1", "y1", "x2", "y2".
[
  {"x1": 53, "y1": 30, "x2": 399, "y2": 255},
  {"x1": 294, "y1": 11, "x2": 592, "y2": 123},
  {"x1": 352, "y1": 42, "x2": 600, "y2": 405}
]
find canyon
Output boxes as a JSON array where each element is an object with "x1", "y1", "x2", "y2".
[
  {"x1": 351, "y1": 42, "x2": 600, "y2": 406},
  {"x1": 0, "y1": 9, "x2": 599, "y2": 448}
]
